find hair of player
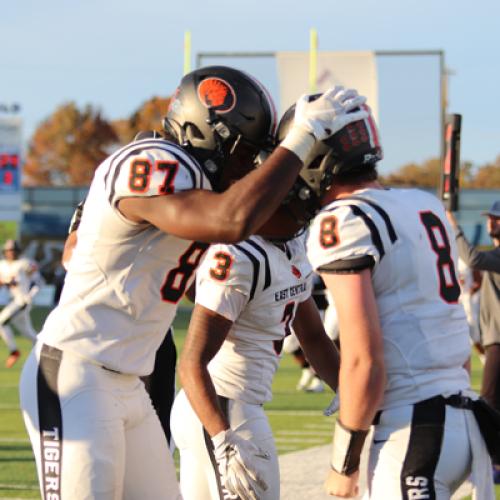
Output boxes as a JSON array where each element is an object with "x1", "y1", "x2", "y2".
[{"x1": 329, "y1": 163, "x2": 379, "y2": 186}]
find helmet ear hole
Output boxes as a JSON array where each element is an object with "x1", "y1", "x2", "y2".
[{"x1": 185, "y1": 123, "x2": 204, "y2": 141}]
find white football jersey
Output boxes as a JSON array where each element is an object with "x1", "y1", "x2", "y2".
[
  {"x1": 0, "y1": 258, "x2": 40, "y2": 303},
  {"x1": 196, "y1": 234, "x2": 313, "y2": 405},
  {"x1": 39, "y1": 138, "x2": 212, "y2": 375},
  {"x1": 307, "y1": 188, "x2": 471, "y2": 409}
]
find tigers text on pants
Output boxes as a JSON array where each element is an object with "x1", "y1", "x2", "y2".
[{"x1": 19, "y1": 342, "x2": 181, "y2": 500}]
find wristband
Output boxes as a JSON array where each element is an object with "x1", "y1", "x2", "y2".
[
  {"x1": 330, "y1": 420, "x2": 369, "y2": 476},
  {"x1": 211, "y1": 429, "x2": 230, "y2": 450},
  {"x1": 279, "y1": 126, "x2": 316, "y2": 163}
]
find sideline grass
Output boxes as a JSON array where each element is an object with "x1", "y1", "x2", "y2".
[{"x1": 0, "y1": 306, "x2": 497, "y2": 498}]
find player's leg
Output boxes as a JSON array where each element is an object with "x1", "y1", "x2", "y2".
[
  {"x1": 227, "y1": 398, "x2": 280, "y2": 500},
  {"x1": 172, "y1": 390, "x2": 279, "y2": 499},
  {"x1": 11, "y1": 307, "x2": 37, "y2": 342},
  {"x1": 20, "y1": 343, "x2": 132, "y2": 499},
  {"x1": 171, "y1": 389, "x2": 219, "y2": 499},
  {"x1": 0, "y1": 301, "x2": 22, "y2": 366},
  {"x1": 0, "y1": 323, "x2": 19, "y2": 367},
  {"x1": 123, "y1": 384, "x2": 181, "y2": 500},
  {"x1": 368, "y1": 398, "x2": 472, "y2": 499},
  {"x1": 18, "y1": 345, "x2": 45, "y2": 492}
]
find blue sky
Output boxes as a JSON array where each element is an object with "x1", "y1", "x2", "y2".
[{"x1": 2, "y1": 0, "x2": 500, "y2": 174}]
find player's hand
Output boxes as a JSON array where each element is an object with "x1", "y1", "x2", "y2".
[
  {"x1": 212, "y1": 429, "x2": 270, "y2": 500},
  {"x1": 294, "y1": 87, "x2": 368, "y2": 141},
  {"x1": 324, "y1": 467, "x2": 360, "y2": 497},
  {"x1": 323, "y1": 392, "x2": 340, "y2": 417}
]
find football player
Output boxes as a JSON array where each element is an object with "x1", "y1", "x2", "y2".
[
  {"x1": 291, "y1": 103, "x2": 494, "y2": 498},
  {"x1": 19, "y1": 65, "x2": 367, "y2": 500},
  {"x1": 0, "y1": 239, "x2": 41, "y2": 368},
  {"x1": 171, "y1": 149, "x2": 341, "y2": 500}
]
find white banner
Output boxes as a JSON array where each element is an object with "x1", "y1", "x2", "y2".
[{"x1": 276, "y1": 51, "x2": 378, "y2": 123}]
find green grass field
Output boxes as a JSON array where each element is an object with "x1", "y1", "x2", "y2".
[{"x1": 0, "y1": 306, "x2": 498, "y2": 498}]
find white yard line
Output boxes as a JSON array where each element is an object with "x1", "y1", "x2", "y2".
[
  {"x1": 276, "y1": 429, "x2": 331, "y2": 436},
  {"x1": 265, "y1": 410, "x2": 326, "y2": 416},
  {"x1": 275, "y1": 436, "x2": 326, "y2": 444},
  {"x1": 0, "y1": 438, "x2": 30, "y2": 444},
  {"x1": 0, "y1": 483, "x2": 38, "y2": 491},
  {"x1": 303, "y1": 422, "x2": 334, "y2": 429}
]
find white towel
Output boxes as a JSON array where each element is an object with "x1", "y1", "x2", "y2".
[{"x1": 463, "y1": 409, "x2": 495, "y2": 499}]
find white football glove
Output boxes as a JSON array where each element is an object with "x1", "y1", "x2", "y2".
[
  {"x1": 212, "y1": 429, "x2": 270, "y2": 500},
  {"x1": 281, "y1": 86, "x2": 368, "y2": 162},
  {"x1": 323, "y1": 392, "x2": 340, "y2": 417}
]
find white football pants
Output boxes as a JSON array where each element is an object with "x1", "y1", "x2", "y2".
[
  {"x1": 19, "y1": 342, "x2": 181, "y2": 500},
  {"x1": 171, "y1": 389, "x2": 279, "y2": 500},
  {"x1": 367, "y1": 396, "x2": 493, "y2": 499}
]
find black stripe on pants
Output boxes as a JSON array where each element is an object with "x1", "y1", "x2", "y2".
[
  {"x1": 37, "y1": 344, "x2": 63, "y2": 500},
  {"x1": 145, "y1": 328, "x2": 177, "y2": 446},
  {"x1": 400, "y1": 396, "x2": 446, "y2": 500},
  {"x1": 203, "y1": 396, "x2": 232, "y2": 500}
]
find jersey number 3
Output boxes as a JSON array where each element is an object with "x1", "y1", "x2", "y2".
[{"x1": 420, "y1": 211, "x2": 460, "y2": 303}]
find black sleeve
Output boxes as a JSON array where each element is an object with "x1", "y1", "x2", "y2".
[
  {"x1": 455, "y1": 229, "x2": 500, "y2": 273},
  {"x1": 317, "y1": 255, "x2": 375, "y2": 274}
]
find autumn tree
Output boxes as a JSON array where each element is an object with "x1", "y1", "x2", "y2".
[
  {"x1": 112, "y1": 96, "x2": 171, "y2": 145},
  {"x1": 24, "y1": 102, "x2": 118, "y2": 186},
  {"x1": 381, "y1": 157, "x2": 441, "y2": 188},
  {"x1": 381, "y1": 156, "x2": 500, "y2": 189},
  {"x1": 472, "y1": 157, "x2": 500, "y2": 187}
]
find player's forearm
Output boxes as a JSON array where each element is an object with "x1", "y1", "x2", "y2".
[
  {"x1": 338, "y1": 358, "x2": 385, "y2": 430},
  {"x1": 300, "y1": 334, "x2": 339, "y2": 391},
  {"x1": 179, "y1": 363, "x2": 229, "y2": 436},
  {"x1": 179, "y1": 305, "x2": 233, "y2": 435},
  {"x1": 212, "y1": 147, "x2": 303, "y2": 241}
]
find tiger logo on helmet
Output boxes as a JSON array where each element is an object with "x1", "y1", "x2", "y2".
[{"x1": 197, "y1": 78, "x2": 236, "y2": 114}]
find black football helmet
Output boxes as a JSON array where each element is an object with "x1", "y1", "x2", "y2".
[
  {"x1": 276, "y1": 99, "x2": 383, "y2": 220},
  {"x1": 163, "y1": 66, "x2": 277, "y2": 191}
]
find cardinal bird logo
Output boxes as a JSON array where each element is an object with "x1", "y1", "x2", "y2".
[
  {"x1": 291, "y1": 265, "x2": 301, "y2": 279},
  {"x1": 197, "y1": 77, "x2": 236, "y2": 113}
]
